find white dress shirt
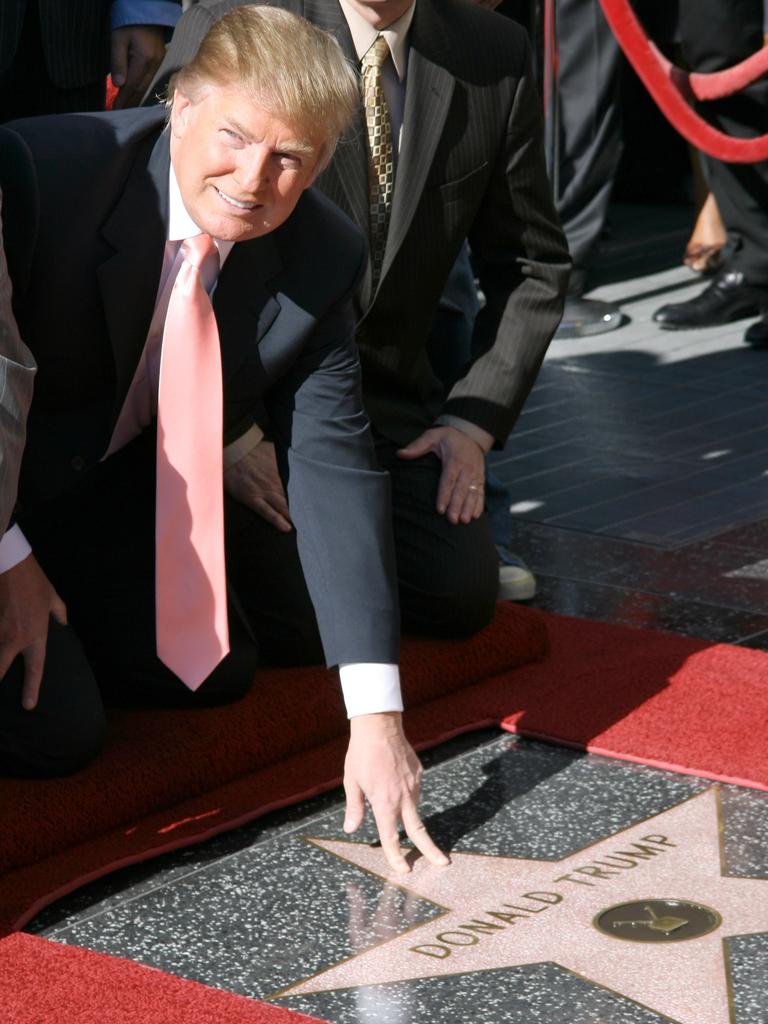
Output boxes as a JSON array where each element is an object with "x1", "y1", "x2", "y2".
[{"x1": 0, "y1": 164, "x2": 403, "y2": 717}]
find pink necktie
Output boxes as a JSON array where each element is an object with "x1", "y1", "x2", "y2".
[{"x1": 155, "y1": 234, "x2": 229, "y2": 689}]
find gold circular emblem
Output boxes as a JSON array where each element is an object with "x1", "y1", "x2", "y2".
[{"x1": 593, "y1": 899, "x2": 722, "y2": 943}]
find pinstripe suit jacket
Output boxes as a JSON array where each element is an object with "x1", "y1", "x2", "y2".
[
  {"x1": 152, "y1": 0, "x2": 571, "y2": 446},
  {"x1": 0, "y1": 1, "x2": 181, "y2": 88}
]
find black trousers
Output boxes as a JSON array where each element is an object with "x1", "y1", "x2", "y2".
[
  {"x1": 554, "y1": 0, "x2": 624, "y2": 292},
  {"x1": 678, "y1": 0, "x2": 768, "y2": 286},
  {"x1": 0, "y1": 429, "x2": 497, "y2": 778}
]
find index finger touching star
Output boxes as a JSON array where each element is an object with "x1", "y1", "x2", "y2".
[{"x1": 402, "y1": 806, "x2": 451, "y2": 867}]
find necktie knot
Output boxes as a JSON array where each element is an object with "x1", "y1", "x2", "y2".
[
  {"x1": 181, "y1": 233, "x2": 219, "y2": 273},
  {"x1": 362, "y1": 35, "x2": 390, "y2": 72}
]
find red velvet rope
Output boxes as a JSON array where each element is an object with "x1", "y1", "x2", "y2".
[{"x1": 597, "y1": 0, "x2": 768, "y2": 162}]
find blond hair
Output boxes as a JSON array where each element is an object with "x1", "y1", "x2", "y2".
[{"x1": 168, "y1": 6, "x2": 358, "y2": 165}]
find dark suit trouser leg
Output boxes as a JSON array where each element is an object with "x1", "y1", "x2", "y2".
[
  {"x1": 678, "y1": 0, "x2": 768, "y2": 286},
  {"x1": 0, "y1": 621, "x2": 106, "y2": 778},
  {"x1": 0, "y1": 431, "x2": 321, "y2": 777},
  {"x1": 555, "y1": 0, "x2": 623, "y2": 289},
  {"x1": 226, "y1": 435, "x2": 499, "y2": 645},
  {"x1": 375, "y1": 437, "x2": 498, "y2": 639}
]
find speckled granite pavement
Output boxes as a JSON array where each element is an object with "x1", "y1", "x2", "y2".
[{"x1": 28, "y1": 735, "x2": 768, "y2": 1024}]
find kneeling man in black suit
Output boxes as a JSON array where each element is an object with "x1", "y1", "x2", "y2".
[{"x1": 0, "y1": 6, "x2": 446, "y2": 874}]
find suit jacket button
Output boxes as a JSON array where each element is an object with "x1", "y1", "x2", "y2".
[{"x1": 70, "y1": 456, "x2": 86, "y2": 471}]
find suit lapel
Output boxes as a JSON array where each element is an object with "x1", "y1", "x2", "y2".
[
  {"x1": 383, "y1": 0, "x2": 454, "y2": 282},
  {"x1": 213, "y1": 234, "x2": 282, "y2": 387},
  {"x1": 98, "y1": 115, "x2": 169, "y2": 419}
]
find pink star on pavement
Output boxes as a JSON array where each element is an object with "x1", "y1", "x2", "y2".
[{"x1": 276, "y1": 788, "x2": 768, "y2": 1024}]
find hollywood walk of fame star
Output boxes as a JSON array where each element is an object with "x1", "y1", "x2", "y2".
[{"x1": 275, "y1": 788, "x2": 768, "y2": 1024}]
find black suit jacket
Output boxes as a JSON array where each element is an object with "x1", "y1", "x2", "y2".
[
  {"x1": 0, "y1": 108, "x2": 400, "y2": 667},
  {"x1": 152, "y1": 0, "x2": 571, "y2": 446}
]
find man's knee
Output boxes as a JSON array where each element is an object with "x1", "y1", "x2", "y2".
[
  {"x1": 0, "y1": 622, "x2": 107, "y2": 778},
  {"x1": 399, "y1": 527, "x2": 498, "y2": 639},
  {"x1": 0, "y1": 688, "x2": 107, "y2": 779}
]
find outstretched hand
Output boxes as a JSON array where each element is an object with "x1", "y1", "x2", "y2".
[
  {"x1": 224, "y1": 441, "x2": 292, "y2": 532},
  {"x1": 343, "y1": 712, "x2": 450, "y2": 874},
  {"x1": 0, "y1": 553, "x2": 67, "y2": 710},
  {"x1": 397, "y1": 425, "x2": 486, "y2": 525}
]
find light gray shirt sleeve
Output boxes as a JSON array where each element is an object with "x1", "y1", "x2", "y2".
[{"x1": 0, "y1": 191, "x2": 36, "y2": 536}]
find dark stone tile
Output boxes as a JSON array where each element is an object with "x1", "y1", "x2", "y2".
[
  {"x1": 501, "y1": 423, "x2": 588, "y2": 453},
  {"x1": 520, "y1": 384, "x2": 579, "y2": 413},
  {"x1": 505, "y1": 459, "x2": 705, "y2": 524},
  {"x1": 737, "y1": 631, "x2": 768, "y2": 651},
  {"x1": 683, "y1": 349, "x2": 768, "y2": 386},
  {"x1": 514, "y1": 403, "x2": 582, "y2": 432},
  {"x1": 616, "y1": 492, "x2": 768, "y2": 548},
  {"x1": 528, "y1": 574, "x2": 768, "y2": 643},
  {"x1": 634, "y1": 392, "x2": 766, "y2": 433},
  {"x1": 489, "y1": 442, "x2": 596, "y2": 478},
  {"x1": 545, "y1": 455, "x2": 768, "y2": 535},
  {"x1": 593, "y1": 531, "x2": 768, "y2": 614},
  {"x1": 673, "y1": 430, "x2": 768, "y2": 469},
  {"x1": 711, "y1": 519, "x2": 768, "y2": 554},
  {"x1": 498, "y1": 522, "x2": 650, "y2": 582},
  {"x1": 548, "y1": 354, "x2": 723, "y2": 392}
]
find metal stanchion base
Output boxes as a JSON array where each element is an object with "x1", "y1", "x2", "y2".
[{"x1": 554, "y1": 297, "x2": 625, "y2": 339}]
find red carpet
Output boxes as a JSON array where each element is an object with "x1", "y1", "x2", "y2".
[
  {"x1": 1, "y1": 605, "x2": 766, "y2": 941},
  {"x1": 0, "y1": 932, "x2": 327, "y2": 1024},
  {"x1": 499, "y1": 614, "x2": 768, "y2": 789}
]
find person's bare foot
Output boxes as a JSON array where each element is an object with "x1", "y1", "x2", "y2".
[{"x1": 683, "y1": 192, "x2": 726, "y2": 274}]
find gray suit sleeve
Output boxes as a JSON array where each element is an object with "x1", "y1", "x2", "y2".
[{"x1": 0, "y1": 191, "x2": 35, "y2": 534}]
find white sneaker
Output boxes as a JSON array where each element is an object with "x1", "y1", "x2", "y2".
[{"x1": 497, "y1": 548, "x2": 536, "y2": 601}]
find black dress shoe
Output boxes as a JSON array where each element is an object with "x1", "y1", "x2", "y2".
[
  {"x1": 653, "y1": 271, "x2": 766, "y2": 330},
  {"x1": 744, "y1": 315, "x2": 768, "y2": 348},
  {"x1": 555, "y1": 297, "x2": 624, "y2": 339}
]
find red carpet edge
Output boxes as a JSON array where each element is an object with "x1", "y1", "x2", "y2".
[
  {"x1": 3, "y1": 606, "x2": 767, "y2": 939},
  {"x1": 0, "y1": 932, "x2": 329, "y2": 1024}
]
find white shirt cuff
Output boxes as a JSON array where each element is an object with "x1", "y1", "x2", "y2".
[
  {"x1": 223, "y1": 423, "x2": 265, "y2": 469},
  {"x1": 339, "y1": 663, "x2": 403, "y2": 718},
  {"x1": 0, "y1": 525, "x2": 32, "y2": 572},
  {"x1": 435, "y1": 415, "x2": 495, "y2": 453}
]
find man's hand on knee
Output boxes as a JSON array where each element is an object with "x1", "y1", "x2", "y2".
[
  {"x1": 397, "y1": 426, "x2": 486, "y2": 525},
  {"x1": 0, "y1": 554, "x2": 67, "y2": 709},
  {"x1": 343, "y1": 711, "x2": 450, "y2": 874},
  {"x1": 224, "y1": 440, "x2": 292, "y2": 532}
]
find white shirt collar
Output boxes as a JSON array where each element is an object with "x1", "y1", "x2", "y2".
[
  {"x1": 338, "y1": 0, "x2": 416, "y2": 81},
  {"x1": 167, "y1": 161, "x2": 235, "y2": 263},
  {"x1": 168, "y1": 161, "x2": 202, "y2": 242}
]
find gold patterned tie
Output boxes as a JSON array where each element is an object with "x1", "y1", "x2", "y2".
[{"x1": 361, "y1": 35, "x2": 394, "y2": 288}]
